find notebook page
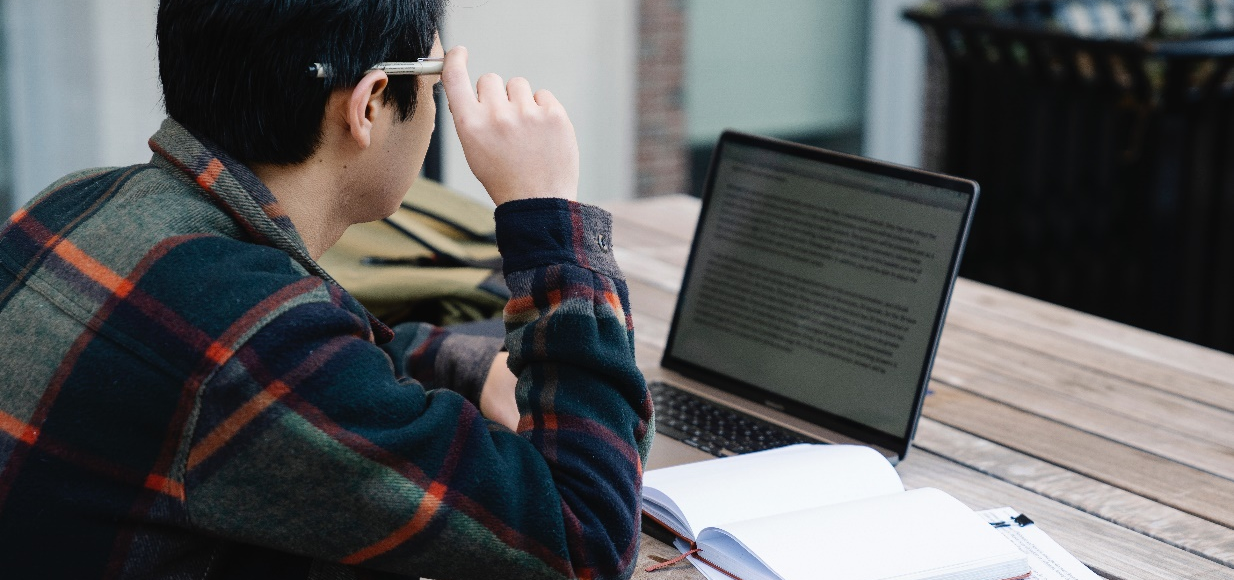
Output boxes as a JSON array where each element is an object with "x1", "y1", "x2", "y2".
[
  {"x1": 697, "y1": 487, "x2": 1027, "y2": 580},
  {"x1": 642, "y1": 444, "x2": 902, "y2": 538},
  {"x1": 979, "y1": 507, "x2": 1100, "y2": 580}
]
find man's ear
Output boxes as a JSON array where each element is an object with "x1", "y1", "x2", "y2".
[{"x1": 345, "y1": 70, "x2": 390, "y2": 149}]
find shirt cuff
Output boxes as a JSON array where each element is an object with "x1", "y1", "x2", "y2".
[{"x1": 494, "y1": 198, "x2": 622, "y2": 280}]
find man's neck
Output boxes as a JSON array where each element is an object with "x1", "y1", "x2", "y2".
[{"x1": 250, "y1": 159, "x2": 350, "y2": 261}]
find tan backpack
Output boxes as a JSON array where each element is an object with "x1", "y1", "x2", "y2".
[{"x1": 318, "y1": 179, "x2": 508, "y2": 326}]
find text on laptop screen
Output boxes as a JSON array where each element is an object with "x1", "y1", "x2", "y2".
[{"x1": 670, "y1": 142, "x2": 970, "y2": 437}]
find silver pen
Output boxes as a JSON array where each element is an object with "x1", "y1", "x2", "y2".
[{"x1": 309, "y1": 57, "x2": 444, "y2": 79}]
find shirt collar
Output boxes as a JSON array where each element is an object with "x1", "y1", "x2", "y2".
[{"x1": 148, "y1": 118, "x2": 394, "y2": 344}]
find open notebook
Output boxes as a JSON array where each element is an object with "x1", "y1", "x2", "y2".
[{"x1": 642, "y1": 445, "x2": 1030, "y2": 580}]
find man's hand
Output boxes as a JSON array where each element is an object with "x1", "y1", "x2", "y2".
[
  {"x1": 480, "y1": 352, "x2": 520, "y2": 430},
  {"x1": 441, "y1": 46, "x2": 579, "y2": 205}
]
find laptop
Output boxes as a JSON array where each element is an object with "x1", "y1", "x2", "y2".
[{"x1": 645, "y1": 131, "x2": 978, "y2": 469}]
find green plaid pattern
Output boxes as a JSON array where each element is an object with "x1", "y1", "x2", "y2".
[{"x1": 0, "y1": 119, "x2": 652, "y2": 579}]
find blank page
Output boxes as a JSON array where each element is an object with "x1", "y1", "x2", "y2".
[
  {"x1": 642, "y1": 444, "x2": 903, "y2": 537},
  {"x1": 699, "y1": 487, "x2": 1027, "y2": 580}
]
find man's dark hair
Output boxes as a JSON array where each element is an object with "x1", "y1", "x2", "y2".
[{"x1": 158, "y1": 0, "x2": 446, "y2": 165}]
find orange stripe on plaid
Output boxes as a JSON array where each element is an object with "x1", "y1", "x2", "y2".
[
  {"x1": 203, "y1": 342, "x2": 233, "y2": 366},
  {"x1": 12, "y1": 209, "x2": 62, "y2": 251},
  {"x1": 504, "y1": 295, "x2": 536, "y2": 314},
  {"x1": 51, "y1": 239, "x2": 136, "y2": 298},
  {"x1": 0, "y1": 410, "x2": 189, "y2": 500},
  {"x1": 341, "y1": 480, "x2": 448, "y2": 564},
  {"x1": 603, "y1": 291, "x2": 623, "y2": 314},
  {"x1": 187, "y1": 330, "x2": 348, "y2": 472},
  {"x1": 143, "y1": 474, "x2": 186, "y2": 501},
  {"x1": 260, "y1": 202, "x2": 287, "y2": 220},
  {"x1": 190, "y1": 277, "x2": 321, "y2": 382},
  {"x1": 196, "y1": 159, "x2": 225, "y2": 190},
  {"x1": 0, "y1": 410, "x2": 38, "y2": 446},
  {"x1": 187, "y1": 380, "x2": 292, "y2": 471}
]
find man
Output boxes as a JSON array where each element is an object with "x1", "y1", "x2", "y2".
[{"x1": 0, "y1": 1, "x2": 652, "y2": 579}]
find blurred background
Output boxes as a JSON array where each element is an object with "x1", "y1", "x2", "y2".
[
  {"x1": 4, "y1": 0, "x2": 1233, "y2": 355},
  {"x1": 0, "y1": 0, "x2": 924, "y2": 210}
]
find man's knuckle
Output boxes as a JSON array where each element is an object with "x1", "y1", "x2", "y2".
[
  {"x1": 454, "y1": 114, "x2": 481, "y2": 133},
  {"x1": 492, "y1": 111, "x2": 518, "y2": 129}
]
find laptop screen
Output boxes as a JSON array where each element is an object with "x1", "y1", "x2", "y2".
[{"x1": 663, "y1": 132, "x2": 977, "y2": 454}]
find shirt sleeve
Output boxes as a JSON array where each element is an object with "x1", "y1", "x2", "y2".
[
  {"x1": 183, "y1": 199, "x2": 653, "y2": 580},
  {"x1": 381, "y1": 320, "x2": 504, "y2": 409}
]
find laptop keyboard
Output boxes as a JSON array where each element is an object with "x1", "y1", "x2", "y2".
[{"x1": 650, "y1": 381, "x2": 813, "y2": 457}]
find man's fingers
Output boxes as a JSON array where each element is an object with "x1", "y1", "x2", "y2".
[
  {"x1": 476, "y1": 73, "x2": 506, "y2": 104},
  {"x1": 441, "y1": 46, "x2": 476, "y2": 114},
  {"x1": 533, "y1": 89, "x2": 559, "y2": 109},
  {"x1": 442, "y1": 50, "x2": 580, "y2": 204},
  {"x1": 507, "y1": 77, "x2": 534, "y2": 106}
]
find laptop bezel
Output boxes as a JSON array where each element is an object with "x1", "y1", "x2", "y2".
[{"x1": 659, "y1": 130, "x2": 980, "y2": 461}]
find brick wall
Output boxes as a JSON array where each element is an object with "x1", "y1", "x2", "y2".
[{"x1": 636, "y1": 0, "x2": 688, "y2": 197}]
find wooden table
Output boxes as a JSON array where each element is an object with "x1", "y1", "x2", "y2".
[{"x1": 608, "y1": 195, "x2": 1234, "y2": 580}]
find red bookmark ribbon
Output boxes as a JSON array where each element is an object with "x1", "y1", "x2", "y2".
[{"x1": 645, "y1": 548, "x2": 701, "y2": 572}]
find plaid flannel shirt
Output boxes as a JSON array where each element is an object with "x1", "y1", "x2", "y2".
[{"x1": 0, "y1": 119, "x2": 653, "y2": 579}]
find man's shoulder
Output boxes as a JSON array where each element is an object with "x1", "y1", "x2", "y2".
[
  {"x1": 0, "y1": 231, "x2": 343, "y2": 383},
  {"x1": 1, "y1": 161, "x2": 309, "y2": 296},
  {"x1": 0, "y1": 164, "x2": 348, "y2": 378},
  {"x1": 115, "y1": 234, "x2": 340, "y2": 344},
  {"x1": 12, "y1": 163, "x2": 239, "y2": 246}
]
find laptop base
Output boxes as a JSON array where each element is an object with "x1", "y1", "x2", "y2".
[{"x1": 644, "y1": 366, "x2": 902, "y2": 466}]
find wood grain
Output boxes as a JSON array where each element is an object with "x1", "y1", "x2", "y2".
[
  {"x1": 914, "y1": 419, "x2": 1234, "y2": 567},
  {"x1": 634, "y1": 433, "x2": 1234, "y2": 580},
  {"x1": 608, "y1": 195, "x2": 1234, "y2": 580},
  {"x1": 896, "y1": 449, "x2": 1234, "y2": 580},
  {"x1": 937, "y1": 321, "x2": 1234, "y2": 441},
  {"x1": 951, "y1": 280, "x2": 1234, "y2": 397},
  {"x1": 943, "y1": 294, "x2": 1234, "y2": 412},
  {"x1": 608, "y1": 195, "x2": 699, "y2": 244},
  {"x1": 922, "y1": 382, "x2": 1234, "y2": 528},
  {"x1": 932, "y1": 328, "x2": 1234, "y2": 480}
]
